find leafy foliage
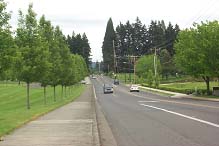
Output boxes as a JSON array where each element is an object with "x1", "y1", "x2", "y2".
[
  {"x1": 106, "y1": 17, "x2": 180, "y2": 74},
  {"x1": 174, "y1": 21, "x2": 219, "y2": 94},
  {"x1": 0, "y1": 0, "x2": 15, "y2": 80},
  {"x1": 66, "y1": 32, "x2": 91, "y2": 67},
  {"x1": 136, "y1": 55, "x2": 161, "y2": 78},
  {"x1": 0, "y1": 2, "x2": 89, "y2": 109}
]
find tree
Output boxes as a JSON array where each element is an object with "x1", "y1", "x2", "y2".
[
  {"x1": 67, "y1": 32, "x2": 91, "y2": 67},
  {"x1": 174, "y1": 21, "x2": 219, "y2": 95},
  {"x1": 38, "y1": 15, "x2": 53, "y2": 104},
  {"x1": 147, "y1": 69, "x2": 154, "y2": 87},
  {"x1": 160, "y1": 49, "x2": 175, "y2": 79},
  {"x1": 48, "y1": 26, "x2": 62, "y2": 101},
  {"x1": 148, "y1": 20, "x2": 166, "y2": 50},
  {"x1": 136, "y1": 55, "x2": 161, "y2": 79},
  {"x1": 165, "y1": 23, "x2": 180, "y2": 56},
  {"x1": 82, "y1": 33, "x2": 91, "y2": 66},
  {"x1": 15, "y1": 4, "x2": 49, "y2": 109},
  {"x1": 0, "y1": 0, "x2": 15, "y2": 80},
  {"x1": 114, "y1": 19, "x2": 180, "y2": 75},
  {"x1": 102, "y1": 18, "x2": 116, "y2": 72},
  {"x1": 132, "y1": 17, "x2": 145, "y2": 55}
]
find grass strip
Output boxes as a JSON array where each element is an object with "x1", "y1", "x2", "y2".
[{"x1": 0, "y1": 83, "x2": 85, "y2": 137}]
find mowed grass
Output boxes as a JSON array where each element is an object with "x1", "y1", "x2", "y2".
[
  {"x1": 158, "y1": 82, "x2": 219, "y2": 98},
  {"x1": 0, "y1": 83, "x2": 85, "y2": 137},
  {"x1": 160, "y1": 82, "x2": 219, "y2": 91}
]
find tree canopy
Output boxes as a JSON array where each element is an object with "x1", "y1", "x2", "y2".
[
  {"x1": 174, "y1": 21, "x2": 219, "y2": 94},
  {"x1": 102, "y1": 18, "x2": 116, "y2": 72},
  {"x1": 0, "y1": 1, "x2": 89, "y2": 109}
]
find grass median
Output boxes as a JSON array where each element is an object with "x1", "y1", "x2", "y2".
[{"x1": 0, "y1": 83, "x2": 85, "y2": 137}]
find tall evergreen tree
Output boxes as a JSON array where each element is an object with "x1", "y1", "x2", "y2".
[
  {"x1": 165, "y1": 22, "x2": 180, "y2": 56},
  {"x1": 82, "y1": 33, "x2": 91, "y2": 66},
  {"x1": 67, "y1": 32, "x2": 91, "y2": 67},
  {"x1": 102, "y1": 18, "x2": 116, "y2": 72}
]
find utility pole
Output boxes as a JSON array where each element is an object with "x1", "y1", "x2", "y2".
[
  {"x1": 98, "y1": 62, "x2": 100, "y2": 73},
  {"x1": 113, "y1": 40, "x2": 116, "y2": 74},
  {"x1": 128, "y1": 55, "x2": 139, "y2": 84},
  {"x1": 154, "y1": 48, "x2": 157, "y2": 78},
  {"x1": 133, "y1": 56, "x2": 136, "y2": 84}
]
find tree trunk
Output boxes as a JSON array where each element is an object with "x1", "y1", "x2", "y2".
[
  {"x1": 53, "y1": 85, "x2": 56, "y2": 102},
  {"x1": 61, "y1": 85, "x2": 63, "y2": 99},
  {"x1": 44, "y1": 86, "x2": 47, "y2": 105},
  {"x1": 27, "y1": 82, "x2": 30, "y2": 109},
  {"x1": 64, "y1": 86, "x2": 67, "y2": 98},
  {"x1": 203, "y1": 76, "x2": 210, "y2": 95}
]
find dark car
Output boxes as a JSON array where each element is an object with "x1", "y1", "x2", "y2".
[
  {"x1": 114, "y1": 79, "x2": 119, "y2": 85},
  {"x1": 103, "y1": 84, "x2": 113, "y2": 94}
]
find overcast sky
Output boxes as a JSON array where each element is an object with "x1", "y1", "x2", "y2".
[{"x1": 5, "y1": 0, "x2": 219, "y2": 62}]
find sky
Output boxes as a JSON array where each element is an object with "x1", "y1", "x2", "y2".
[{"x1": 5, "y1": 0, "x2": 219, "y2": 62}]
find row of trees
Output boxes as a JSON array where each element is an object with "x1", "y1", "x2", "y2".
[
  {"x1": 0, "y1": 1, "x2": 88, "y2": 109},
  {"x1": 102, "y1": 17, "x2": 180, "y2": 76},
  {"x1": 102, "y1": 18, "x2": 219, "y2": 94},
  {"x1": 67, "y1": 32, "x2": 91, "y2": 67}
]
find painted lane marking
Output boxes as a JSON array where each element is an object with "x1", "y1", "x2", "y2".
[
  {"x1": 140, "y1": 103, "x2": 219, "y2": 128},
  {"x1": 119, "y1": 89, "x2": 219, "y2": 109},
  {"x1": 138, "y1": 101, "x2": 159, "y2": 103}
]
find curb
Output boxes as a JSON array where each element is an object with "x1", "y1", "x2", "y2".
[
  {"x1": 139, "y1": 85, "x2": 219, "y2": 102},
  {"x1": 92, "y1": 85, "x2": 100, "y2": 146},
  {"x1": 182, "y1": 96, "x2": 219, "y2": 102},
  {"x1": 92, "y1": 85, "x2": 118, "y2": 146}
]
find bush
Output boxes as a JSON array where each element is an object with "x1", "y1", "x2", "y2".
[{"x1": 147, "y1": 70, "x2": 153, "y2": 87}]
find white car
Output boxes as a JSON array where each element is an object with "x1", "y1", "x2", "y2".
[
  {"x1": 80, "y1": 80, "x2": 87, "y2": 84},
  {"x1": 130, "y1": 84, "x2": 139, "y2": 92},
  {"x1": 91, "y1": 76, "x2": 97, "y2": 79}
]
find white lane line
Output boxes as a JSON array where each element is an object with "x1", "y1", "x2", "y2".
[
  {"x1": 93, "y1": 85, "x2": 97, "y2": 100},
  {"x1": 125, "y1": 90, "x2": 219, "y2": 109},
  {"x1": 140, "y1": 103, "x2": 219, "y2": 128},
  {"x1": 138, "y1": 101, "x2": 159, "y2": 103}
]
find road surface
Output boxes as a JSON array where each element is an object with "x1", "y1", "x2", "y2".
[{"x1": 92, "y1": 76, "x2": 219, "y2": 146}]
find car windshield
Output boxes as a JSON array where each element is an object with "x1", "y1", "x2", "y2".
[{"x1": 104, "y1": 84, "x2": 112, "y2": 88}]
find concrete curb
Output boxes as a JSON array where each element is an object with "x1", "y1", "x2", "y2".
[
  {"x1": 139, "y1": 85, "x2": 219, "y2": 102},
  {"x1": 92, "y1": 85, "x2": 101, "y2": 146},
  {"x1": 95, "y1": 102, "x2": 118, "y2": 146},
  {"x1": 92, "y1": 85, "x2": 117, "y2": 146}
]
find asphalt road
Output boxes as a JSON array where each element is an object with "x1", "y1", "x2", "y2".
[{"x1": 92, "y1": 76, "x2": 219, "y2": 146}]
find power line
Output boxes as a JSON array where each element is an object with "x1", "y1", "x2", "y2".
[{"x1": 184, "y1": 0, "x2": 218, "y2": 28}]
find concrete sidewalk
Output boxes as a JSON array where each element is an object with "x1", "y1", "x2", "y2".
[
  {"x1": 139, "y1": 85, "x2": 219, "y2": 102},
  {"x1": 0, "y1": 85, "x2": 99, "y2": 146}
]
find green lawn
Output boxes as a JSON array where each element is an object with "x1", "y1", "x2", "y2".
[
  {"x1": 159, "y1": 82, "x2": 219, "y2": 92},
  {"x1": 141, "y1": 81, "x2": 219, "y2": 98},
  {"x1": 0, "y1": 83, "x2": 85, "y2": 137}
]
